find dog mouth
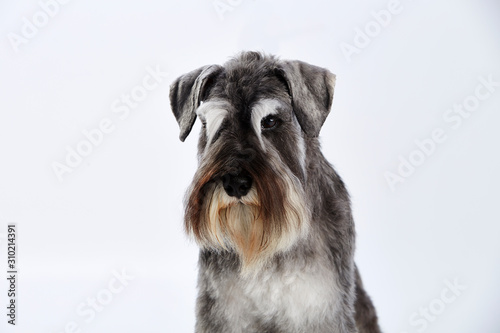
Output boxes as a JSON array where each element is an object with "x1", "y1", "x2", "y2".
[
  {"x1": 217, "y1": 186, "x2": 260, "y2": 208},
  {"x1": 185, "y1": 162, "x2": 311, "y2": 274}
]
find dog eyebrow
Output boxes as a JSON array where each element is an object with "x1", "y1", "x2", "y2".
[
  {"x1": 250, "y1": 99, "x2": 285, "y2": 144},
  {"x1": 196, "y1": 101, "x2": 229, "y2": 144}
]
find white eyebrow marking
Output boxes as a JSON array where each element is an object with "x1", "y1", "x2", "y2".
[
  {"x1": 196, "y1": 101, "x2": 229, "y2": 144},
  {"x1": 251, "y1": 99, "x2": 284, "y2": 149}
]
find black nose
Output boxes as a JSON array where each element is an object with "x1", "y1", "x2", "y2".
[{"x1": 221, "y1": 173, "x2": 252, "y2": 198}]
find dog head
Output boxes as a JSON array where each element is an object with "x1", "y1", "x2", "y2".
[{"x1": 170, "y1": 52, "x2": 336, "y2": 273}]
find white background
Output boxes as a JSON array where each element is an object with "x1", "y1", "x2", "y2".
[{"x1": 1, "y1": 0, "x2": 499, "y2": 332}]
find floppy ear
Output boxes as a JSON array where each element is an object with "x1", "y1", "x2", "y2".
[
  {"x1": 276, "y1": 60, "x2": 336, "y2": 137},
  {"x1": 169, "y1": 65, "x2": 223, "y2": 142}
]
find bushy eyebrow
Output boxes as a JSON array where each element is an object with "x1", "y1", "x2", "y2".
[
  {"x1": 250, "y1": 99, "x2": 286, "y2": 148},
  {"x1": 196, "y1": 100, "x2": 230, "y2": 144}
]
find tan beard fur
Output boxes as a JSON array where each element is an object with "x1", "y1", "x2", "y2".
[{"x1": 194, "y1": 176, "x2": 310, "y2": 275}]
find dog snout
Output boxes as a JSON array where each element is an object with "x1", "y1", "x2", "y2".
[{"x1": 221, "y1": 172, "x2": 253, "y2": 198}]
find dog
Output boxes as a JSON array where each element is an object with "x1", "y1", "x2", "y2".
[{"x1": 169, "y1": 51, "x2": 381, "y2": 333}]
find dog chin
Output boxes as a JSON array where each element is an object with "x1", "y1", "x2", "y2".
[{"x1": 191, "y1": 183, "x2": 310, "y2": 275}]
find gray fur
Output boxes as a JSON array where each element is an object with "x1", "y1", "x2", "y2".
[
  {"x1": 169, "y1": 52, "x2": 381, "y2": 333},
  {"x1": 170, "y1": 64, "x2": 223, "y2": 141}
]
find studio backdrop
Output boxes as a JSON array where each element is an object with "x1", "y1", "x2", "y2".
[{"x1": 1, "y1": 0, "x2": 499, "y2": 332}]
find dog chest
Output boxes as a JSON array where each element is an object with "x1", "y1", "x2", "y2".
[{"x1": 209, "y1": 257, "x2": 341, "y2": 330}]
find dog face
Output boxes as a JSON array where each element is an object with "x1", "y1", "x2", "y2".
[{"x1": 170, "y1": 52, "x2": 336, "y2": 273}]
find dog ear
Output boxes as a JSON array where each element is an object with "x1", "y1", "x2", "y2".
[
  {"x1": 276, "y1": 60, "x2": 336, "y2": 137},
  {"x1": 169, "y1": 65, "x2": 223, "y2": 142}
]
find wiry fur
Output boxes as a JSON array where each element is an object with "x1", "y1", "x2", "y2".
[
  {"x1": 169, "y1": 51, "x2": 381, "y2": 332},
  {"x1": 184, "y1": 130, "x2": 310, "y2": 274}
]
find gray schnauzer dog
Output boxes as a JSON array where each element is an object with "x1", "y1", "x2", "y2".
[{"x1": 169, "y1": 51, "x2": 381, "y2": 333}]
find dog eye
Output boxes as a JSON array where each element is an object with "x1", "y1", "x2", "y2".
[{"x1": 261, "y1": 116, "x2": 279, "y2": 130}]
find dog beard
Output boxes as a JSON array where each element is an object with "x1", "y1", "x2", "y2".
[{"x1": 185, "y1": 164, "x2": 310, "y2": 275}]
